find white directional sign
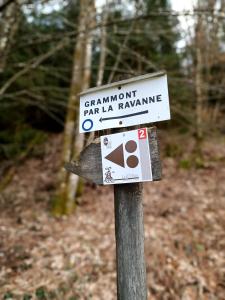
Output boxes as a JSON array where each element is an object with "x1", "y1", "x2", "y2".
[
  {"x1": 101, "y1": 128, "x2": 152, "y2": 185},
  {"x1": 79, "y1": 71, "x2": 170, "y2": 133}
]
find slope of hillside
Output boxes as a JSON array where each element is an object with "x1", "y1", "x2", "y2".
[{"x1": 0, "y1": 133, "x2": 225, "y2": 299}]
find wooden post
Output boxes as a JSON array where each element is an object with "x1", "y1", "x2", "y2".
[{"x1": 114, "y1": 182, "x2": 147, "y2": 300}]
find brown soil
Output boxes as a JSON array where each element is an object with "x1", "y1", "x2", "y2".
[{"x1": 0, "y1": 133, "x2": 225, "y2": 299}]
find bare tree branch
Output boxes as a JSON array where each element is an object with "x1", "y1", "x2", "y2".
[{"x1": 0, "y1": 37, "x2": 69, "y2": 96}]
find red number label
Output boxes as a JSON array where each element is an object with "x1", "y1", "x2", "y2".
[{"x1": 138, "y1": 128, "x2": 147, "y2": 139}]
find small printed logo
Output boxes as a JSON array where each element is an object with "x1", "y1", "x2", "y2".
[
  {"x1": 103, "y1": 137, "x2": 112, "y2": 149},
  {"x1": 103, "y1": 137, "x2": 109, "y2": 146}
]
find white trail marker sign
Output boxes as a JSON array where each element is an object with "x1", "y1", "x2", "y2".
[
  {"x1": 101, "y1": 128, "x2": 152, "y2": 184},
  {"x1": 79, "y1": 71, "x2": 170, "y2": 133}
]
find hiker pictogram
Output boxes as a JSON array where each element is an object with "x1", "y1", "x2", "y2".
[{"x1": 104, "y1": 167, "x2": 114, "y2": 183}]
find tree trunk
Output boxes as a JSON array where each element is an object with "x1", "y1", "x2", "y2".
[
  {"x1": 93, "y1": 3, "x2": 108, "y2": 139},
  {"x1": 0, "y1": 0, "x2": 21, "y2": 72},
  {"x1": 54, "y1": 0, "x2": 96, "y2": 215},
  {"x1": 97, "y1": 4, "x2": 108, "y2": 87},
  {"x1": 195, "y1": 6, "x2": 204, "y2": 141}
]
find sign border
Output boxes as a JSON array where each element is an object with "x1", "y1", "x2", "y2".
[{"x1": 79, "y1": 70, "x2": 166, "y2": 97}]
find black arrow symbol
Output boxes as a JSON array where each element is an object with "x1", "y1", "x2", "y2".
[{"x1": 99, "y1": 110, "x2": 149, "y2": 122}]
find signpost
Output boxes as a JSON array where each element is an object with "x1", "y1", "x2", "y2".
[{"x1": 65, "y1": 71, "x2": 169, "y2": 300}]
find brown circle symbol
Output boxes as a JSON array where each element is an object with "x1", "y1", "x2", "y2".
[
  {"x1": 127, "y1": 155, "x2": 139, "y2": 168},
  {"x1": 125, "y1": 140, "x2": 137, "y2": 153}
]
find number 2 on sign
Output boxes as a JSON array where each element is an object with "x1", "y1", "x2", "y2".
[{"x1": 138, "y1": 128, "x2": 147, "y2": 139}]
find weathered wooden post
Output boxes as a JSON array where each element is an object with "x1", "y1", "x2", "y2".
[
  {"x1": 65, "y1": 72, "x2": 169, "y2": 300},
  {"x1": 114, "y1": 182, "x2": 147, "y2": 299}
]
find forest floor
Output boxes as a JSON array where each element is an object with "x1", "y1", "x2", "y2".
[{"x1": 0, "y1": 132, "x2": 225, "y2": 300}]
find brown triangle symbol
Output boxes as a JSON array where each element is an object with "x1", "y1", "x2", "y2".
[{"x1": 105, "y1": 144, "x2": 124, "y2": 168}]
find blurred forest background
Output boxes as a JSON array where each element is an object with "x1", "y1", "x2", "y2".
[{"x1": 0, "y1": 0, "x2": 225, "y2": 299}]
